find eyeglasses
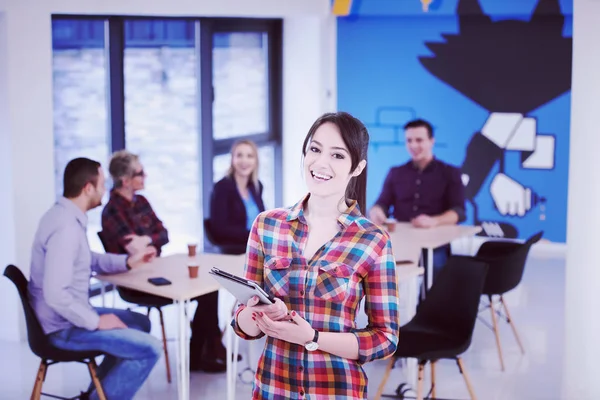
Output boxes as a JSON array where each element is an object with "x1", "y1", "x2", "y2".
[{"x1": 132, "y1": 169, "x2": 145, "y2": 178}]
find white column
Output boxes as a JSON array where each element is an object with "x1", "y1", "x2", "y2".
[
  {"x1": 563, "y1": 1, "x2": 600, "y2": 398},
  {"x1": 0, "y1": 11, "x2": 19, "y2": 342},
  {"x1": 282, "y1": 15, "x2": 336, "y2": 207},
  {"x1": 0, "y1": 5, "x2": 55, "y2": 342}
]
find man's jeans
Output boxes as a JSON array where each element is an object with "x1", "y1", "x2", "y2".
[{"x1": 48, "y1": 308, "x2": 162, "y2": 400}]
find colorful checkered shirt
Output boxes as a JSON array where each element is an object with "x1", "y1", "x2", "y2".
[{"x1": 232, "y1": 195, "x2": 400, "y2": 400}]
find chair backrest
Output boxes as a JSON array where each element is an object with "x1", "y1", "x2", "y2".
[
  {"x1": 3, "y1": 265, "x2": 54, "y2": 358},
  {"x1": 203, "y1": 218, "x2": 218, "y2": 246},
  {"x1": 97, "y1": 231, "x2": 108, "y2": 252},
  {"x1": 476, "y1": 231, "x2": 543, "y2": 295},
  {"x1": 411, "y1": 255, "x2": 489, "y2": 341},
  {"x1": 203, "y1": 219, "x2": 246, "y2": 255}
]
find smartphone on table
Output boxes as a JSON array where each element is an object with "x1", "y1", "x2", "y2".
[{"x1": 148, "y1": 277, "x2": 172, "y2": 286}]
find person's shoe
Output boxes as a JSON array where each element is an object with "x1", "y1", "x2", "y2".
[
  {"x1": 214, "y1": 338, "x2": 243, "y2": 362},
  {"x1": 190, "y1": 357, "x2": 227, "y2": 373},
  {"x1": 78, "y1": 391, "x2": 91, "y2": 400}
]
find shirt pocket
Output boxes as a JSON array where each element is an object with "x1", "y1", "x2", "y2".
[
  {"x1": 314, "y1": 262, "x2": 354, "y2": 302},
  {"x1": 263, "y1": 256, "x2": 292, "y2": 297}
]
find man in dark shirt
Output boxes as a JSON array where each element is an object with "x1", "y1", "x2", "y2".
[{"x1": 369, "y1": 119, "x2": 466, "y2": 274}]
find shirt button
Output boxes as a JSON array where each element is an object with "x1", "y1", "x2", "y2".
[
  {"x1": 299, "y1": 366, "x2": 304, "y2": 372},
  {"x1": 300, "y1": 390, "x2": 305, "y2": 396},
  {"x1": 414, "y1": 193, "x2": 420, "y2": 199},
  {"x1": 416, "y1": 179, "x2": 421, "y2": 185},
  {"x1": 413, "y1": 205, "x2": 418, "y2": 211},
  {"x1": 300, "y1": 290, "x2": 305, "y2": 296}
]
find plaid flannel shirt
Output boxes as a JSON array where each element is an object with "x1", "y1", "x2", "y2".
[
  {"x1": 100, "y1": 190, "x2": 169, "y2": 255},
  {"x1": 232, "y1": 195, "x2": 400, "y2": 399}
]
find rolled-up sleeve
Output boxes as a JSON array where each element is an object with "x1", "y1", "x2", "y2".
[
  {"x1": 231, "y1": 214, "x2": 266, "y2": 340},
  {"x1": 351, "y1": 235, "x2": 400, "y2": 364},
  {"x1": 43, "y1": 225, "x2": 99, "y2": 331},
  {"x1": 374, "y1": 169, "x2": 396, "y2": 216},
  {"x1": 446, "y1": 167, "x2": 466, "y2": 223}
]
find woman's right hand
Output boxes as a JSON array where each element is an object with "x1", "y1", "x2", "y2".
[
  {"x1": 237, "y1": 295, "x2": 289, "y2": 337},
  {"x1": 246, "y1": 296, "x2": 289, "y2": 321}
]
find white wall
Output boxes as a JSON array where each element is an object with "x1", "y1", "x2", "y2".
[
  {"x1": 0, "y1": 0, "x2": 334, "y2": 342},
  {"x1": 0, "y1": 4, "x2": 55, "y2": 342},
  {"x1": 282, "y1": 14, "x2": 337, "y2": 206},
  {"x1": 0, "y1": 11, "x2": 20, "y2": 342},
  {"x1": 563, "y1": 0, "x2": 600, "y2": 398}
]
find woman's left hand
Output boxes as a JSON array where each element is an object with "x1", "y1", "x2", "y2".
[{"x1": 253, "y1": 310, "x2": 314, "y2": 346}]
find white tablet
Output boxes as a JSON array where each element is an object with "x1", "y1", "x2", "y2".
[{"x1": 209, "y1": 267, "x2": 275, "y2": 305}]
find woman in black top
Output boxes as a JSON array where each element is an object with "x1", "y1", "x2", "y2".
[{"x1": 209, "y1": 139, "x2": 266, "y2": 254}]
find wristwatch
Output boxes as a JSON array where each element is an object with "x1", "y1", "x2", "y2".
[{"x1": 304, "y1": 329, "x2": 319, "y2": 351}]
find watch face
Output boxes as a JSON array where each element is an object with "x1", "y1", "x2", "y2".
[{"x1": 305, "y1": 342, "x2": 319, "y2": 351}]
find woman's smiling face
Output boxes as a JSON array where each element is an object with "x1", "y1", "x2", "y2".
[{"x1": 304, "y1": 122, "x2": 355, "y2": 200}]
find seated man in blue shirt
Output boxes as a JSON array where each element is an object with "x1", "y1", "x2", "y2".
[
  {"x1": 368, "y1": 119, "x2": 466, "y2": 275},
  {"x1": 28, "y1": 157, "x2": 161, "y2": 400}
]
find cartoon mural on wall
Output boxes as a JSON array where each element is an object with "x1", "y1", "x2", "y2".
[
  {"x1": 338, "y1": 0, "x2": 573, "y2": 242},
  {"x1": 417, "y1": 0, "x2": 572, "y2": 238}
]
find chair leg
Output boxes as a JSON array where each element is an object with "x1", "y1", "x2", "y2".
[
  {"x1": 30, "y1": 360, "x2": 47, "y2": 400},
  {"x1": 430, "y1": 360, "x2": 437, "y2": 398},
  {"x1": 157, "y1": 307, "x2": 172, "y2": 383},
  {"x1": 373, "y1": 356, "x2": 396, "y2": 400},
  {"x1": 488, "y1": 295, "x2": 505, "y2": 371},
  {"x1": 500, "y1": 295, "x2": 525, "y2": 355},
  {"x1": 416, "y1": 361, "x2": 426, "y2": 400},
  {"x1": 456, "y1": 357, "x2": 477, "y2": 400},
  {"x1": 87, "y1": 359, "x2": 107, "y2": 400}
]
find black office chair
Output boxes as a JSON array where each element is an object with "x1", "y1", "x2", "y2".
[
  {"x1": 203, "y1": 218, "x2": 219, "y2": 249},
  {"x1": 473, "y1": 231, "x2": 543, "y2": 371},
  {"x1": 375, "y1": 256, "x2": 489, "y2": 400},
  {"x1": 203, "y1": 218, "x2": 245, "y2": 255},
  {"x1": 96, "y1": 231, "x2": 173, "y2": 383},
  {"x1": 4, "y1": 265, "x2": 107, "y2": 400}
]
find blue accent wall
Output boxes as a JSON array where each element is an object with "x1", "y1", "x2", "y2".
[{"x1": 338, "y1": 0, "x2": 572, "y2": 242}]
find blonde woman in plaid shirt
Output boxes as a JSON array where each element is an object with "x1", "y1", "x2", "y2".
[{"x1": 233, "y1": 112, "x2": 400, "y2": 399}]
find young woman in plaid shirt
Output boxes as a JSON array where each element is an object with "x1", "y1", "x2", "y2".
[{"x1": 232, "y1": 112, "x2": 400, "y2": 399}]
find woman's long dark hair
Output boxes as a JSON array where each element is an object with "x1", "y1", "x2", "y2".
[{"x1": 301, "y1": 112, "x2": 369, "y2": 214}]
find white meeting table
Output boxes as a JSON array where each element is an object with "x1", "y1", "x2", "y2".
[
  {"x1": 96, "y1": 253, "x2": 246, "y2": 400},
  {"x1": 388, "y1": 222, "x2": 482, "y2": 294}
]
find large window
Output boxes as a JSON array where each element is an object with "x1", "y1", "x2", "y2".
[
  {"x1": 51, "y1": 17, "x2": 282, "y2": 257},
  {"x1": 124, "y1": 20, "x2": 200, "y2": 253},
  {"x1": 52, "y1": 19, "x2": 109, "y2": 252},
  {"x1": 213, "y1": 32, "x2": 269, "y2": 140}
]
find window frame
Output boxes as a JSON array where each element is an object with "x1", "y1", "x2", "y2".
[
  {"x1": 51, "y1": 15, "x2": 283, "y2": 294},
  {"x1": 199, "y1": 18, "x2": 283, "y2": 251}
]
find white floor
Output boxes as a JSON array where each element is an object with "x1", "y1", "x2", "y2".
[{"x1": 0, "y1": 252, "x2": 565, "y2": 400}]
